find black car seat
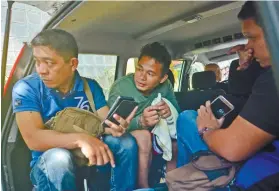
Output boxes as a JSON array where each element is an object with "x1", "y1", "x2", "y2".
[{"x1": 176, "y1": 71, "x2": 225, "y2": 111}]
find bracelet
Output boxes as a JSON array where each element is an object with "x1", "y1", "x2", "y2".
[
  {"x1": 137, "y1": 115, "x2": 143, "y2": 128},
  {"x1": 137, "y1": 115, "x2": 149, "y2": 129},
  {"x1": 199, "y1": 127, "x2": 215, "y2": 140}
]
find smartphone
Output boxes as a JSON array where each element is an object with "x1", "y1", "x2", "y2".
[
  {"x1": 211, "y1": 96, "x2": 234, "y2": 119},
  {"x1": 103, "y1": 96, "x2": 138, "y2": 127}
]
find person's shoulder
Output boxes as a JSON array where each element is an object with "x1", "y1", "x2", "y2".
[
  {"x1": 13, "y1": 73, "x2": 42, "y2": 93},
  {"x1": 161, "y1": 79, "x2": 173, "y2": 90},
  {"x1": 83, "y1": 77, "x2": 102, "y2": 91},
  {"x1": 115, "y1": 73, "x2": 133, "y2": 84},
  {"x1": 155, "y1": 80, "x2": 174, "y2": 97},
  {"x1": 253, "y1": 68, "x2": 275, "y2": 89},
  {"x1": 84, "y1": 77, "x2": 99, "y2": 85},
  {"x1": 17, "y1": 73, "x2": 41, "y2": 84},
  {"x1": 112, "y1": 73, "x2": 134, "y2": 87}
]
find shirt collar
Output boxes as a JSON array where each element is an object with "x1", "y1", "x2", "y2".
[
  {"x1": 72, "y1": 70, "x2": 84, "y2": 92},
  {"x1": 47, "y1": 71, "x2": 84, "y2": 94}
]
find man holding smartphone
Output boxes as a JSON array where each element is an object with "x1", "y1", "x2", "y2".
[
  {"x1": 108, "y1": 42, "x2": 180, "y2": 189},
  {"x1": 175, "y1": 1, "x2": 279, "y2": 189}
]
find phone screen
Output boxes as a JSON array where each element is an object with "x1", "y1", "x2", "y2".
[{"x1": 211, "y1": 97, "x2": 234, "y2": 119}]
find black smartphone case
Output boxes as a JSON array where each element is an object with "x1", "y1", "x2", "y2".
[{"x1": 103, "y1": 96, "x2": 138, "y2": 127}]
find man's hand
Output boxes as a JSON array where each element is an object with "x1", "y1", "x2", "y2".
[
  {"x1": 197, "y1": 101, "x2": 224, "y2": 131},
  {"x1": 104, "y1": 106, "x2": 138, "y2": 137},
  {"x1": 141, "y1": 106, "x2": 161, "y2": 128},
  {"x1": 156, "y1": 100, "x2": 171, "y2": 119},
  {"x1": 78, "y1": 134, "x2": 115, "y2": 167},
  {"x1": 228, "y1": 44, "x2": 254, "y2": 71}
]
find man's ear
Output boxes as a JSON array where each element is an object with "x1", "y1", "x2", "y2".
[
  {"x1": 70, "y1": 58, "x2": 79, "y2": 72},
  {"x1": 160, "y1": 74, "x2": 168, "y2": 84}
]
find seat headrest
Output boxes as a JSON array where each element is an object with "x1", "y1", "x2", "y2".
[
  {"x1": 192, "y1": 71, "x2": 216, "y2": 89},
  {"x1": 228, "y1": 59, "x2": 263, "y2": 96}
]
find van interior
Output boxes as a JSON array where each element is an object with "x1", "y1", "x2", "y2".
[{"x1": 2, "y1": 1, "x2": 253, "y2": 191}]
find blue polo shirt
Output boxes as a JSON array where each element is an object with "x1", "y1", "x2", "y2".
[{"x1": 12, "y1": 71, "x2": 107, "y2": 167}]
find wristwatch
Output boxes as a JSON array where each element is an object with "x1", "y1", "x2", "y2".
[{"x1": 199, "y1": 127, "x2": 215, "y2": 140}]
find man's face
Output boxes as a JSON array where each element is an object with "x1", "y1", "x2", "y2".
[
  {"x1": 134, "y1": 56, "x2": 168, "y2": 95},
  {"x1": 33, "y1": 46, "x2": 78, "y2": 89},
  {"x1": 242, "y1": 19, "x2": 271, "y2": 67}
]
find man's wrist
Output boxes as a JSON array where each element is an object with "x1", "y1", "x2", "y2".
[
  {"x1": 199, "y1": 127, "x2": 216, "y2": 140},
  {"x1": 137, "y1": 115, "x2": 148, "y2": 129},
  {"x1": 74, "y1": 133, "x2": 84, "y2": 148},
  {"x1": 137, "y1": 115, "x2": 144, "y2": 128}
]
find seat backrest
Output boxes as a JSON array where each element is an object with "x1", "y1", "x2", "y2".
[
  {"x1": 192, "y1": 71, "x2": 216, "y2": 90},
  {"x1": 176, "y1": 71, "x2": 225, "y2": 111}
]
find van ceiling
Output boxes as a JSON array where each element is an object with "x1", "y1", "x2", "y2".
[{"x1": 55, "y1": 1, "x2": 244, "y2": 59}]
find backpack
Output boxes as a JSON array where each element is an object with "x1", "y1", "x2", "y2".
[{"x1": 166, "y1": 151, "x2": 236, "y2": 191}]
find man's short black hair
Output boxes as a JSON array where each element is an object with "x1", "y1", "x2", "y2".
[
  {"x1": 31, "y1": 29, "x2": 78, "y2": 61},
  {"x1": 238, "y1": 1, "x2": 260, "y2": 26},
  {"x1": 139, "y1": 42, "x2": 171, "y2": 76}
]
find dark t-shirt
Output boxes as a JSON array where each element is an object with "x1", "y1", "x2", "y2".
[{"x1": 239, "y1": 68, "x2": 279, "y2": 137}]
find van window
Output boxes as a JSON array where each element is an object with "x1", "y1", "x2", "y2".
[
  {"x1": 77, "y1": 54, "x2": 117, "y2": 98},
  {"x1": 126, "y1": 58, "x2": 184, "y2": 92},
  {"x1": 1, "y1": 1, "x2": 51, "y2": 83},
  {"x1": 189, "y1": 61, "x2": 204, "y2": 90},
  {"x1": 170, "y1": 60, "x2": 184, "y2": 92}
]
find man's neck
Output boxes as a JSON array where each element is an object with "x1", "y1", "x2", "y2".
[{"x1": 57, "y1": 75, "x2": 75, "y2": 95}]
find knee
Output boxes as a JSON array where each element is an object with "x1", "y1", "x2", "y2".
[
  {"x1": 41, "y1": 148, "x2": 74, "y2": 170},
  {"x1": 104, "y1": 134, "x2": 138, "y2": 154},
  {"x1": 178, "y1": 110, "x2": 197, "y2": 122},
  {"x1": 132, "y1": 130, "x2": 152, "y2": 152},
  {"x1": 177, "y1": 110, "x2": 197, "y2": 132},
  {"x1": 119, "y1": 133, "x2": 138, "y2": 153}
]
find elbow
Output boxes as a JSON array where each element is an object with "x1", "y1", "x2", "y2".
[
  {"x1": 27, "y1": 143, "x2": 41, "y2": 151},
  {"x1": 216, "y1": 147, "x2": 246, "y2": 162},
  {"x1": 27, "y1": 141, "x2": 46, "y2": 151},
  {"x1": 24, "y1": 137, "x2": 39, "y2": 151},
  {"x1": 23, "y1": 132, "x2": 44, "y2": 151},
  {"x1": 24, "y1": 139, "x2": 36, "y2": 150}
]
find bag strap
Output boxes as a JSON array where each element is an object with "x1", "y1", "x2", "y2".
[
  {"x1": 81, "y1": 77, "x2": 97, "y2": 114},
  {"x1": 191, "y1": 150, "x2": 234, "y2": 170}
]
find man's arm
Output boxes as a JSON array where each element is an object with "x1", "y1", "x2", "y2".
[
  {"x1": 108, "y1": 80, "x2": 142, "y2": 131},
  {"x1": 203, "y1": 116, "x2": 275, "y2": 162},
  {"x1": 198, "y1": 68, "x2": 279, "y2": 162},
  {"x1": 13, "y1": 79, "x2": 115, "y2": 166},
  {"x1": 16, "y1": 111, "x2": 115, "y2": 166},
  {"x1": 16, "y1": 111, "x2": 82, "y2": 151}
]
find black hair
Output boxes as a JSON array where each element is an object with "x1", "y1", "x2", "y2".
[
  {"x1": 31, "y1": 29, "x2": 78, "y2": 61},
  {"x1": 139, "y1": 42, "x2": 171, "y2": 76},
  {"x1": 238, "y1": 1, "x2": 260, "y2": 26}
]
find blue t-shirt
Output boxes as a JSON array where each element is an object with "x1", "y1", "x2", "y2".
[{"x1": 12, "y1": 71, "x2": 107, "y2": 167}]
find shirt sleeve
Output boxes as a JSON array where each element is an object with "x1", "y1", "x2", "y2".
[
  {"x1": 12, "y1": 80, "x2": 41, "y2": 113},
  {"x1": 107, "y1": 81, "x2": 120, "y2": 108},
  {"x1": 239, "y1": 70, "x2": 279, "y2": 137},
  {"x1": 108, "y1": 80, "x2": 143, "y2": 131},
  {"x1": 88, "y1": 79, "x2": 107, "y2": 110}
]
